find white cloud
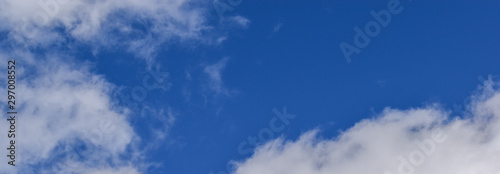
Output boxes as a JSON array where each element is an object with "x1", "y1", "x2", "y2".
[
  {"x1": 140, "y1": 106, "x2": 176, "y2": 146},
  {"x1": 233, "y1": 79, "x2": 500, "y2": 174},
  {"x1": 204, "y1": 57, "x2": 231, "y2": 96},
  {"x1": 0, "y1": 55, "x2": 142, "y2": 173},
  {"x1": 0, "y1": 0, "x2": 216, "y2": 65},
  {"x1": 0, "y1": 0, "x2": 244, "y2": 173},
  {"x1": 0, "y1": 0, "x2": 251, "y2": 67},
  {"x1": 1, "y1": 0, "x2": 209, "y2": 40},
  {"x1": 230, "y1": 16, "x2": 250, "y2": 28},
  {"x1": 217, "y1": 36, "x2": 228, "y2": 44}
]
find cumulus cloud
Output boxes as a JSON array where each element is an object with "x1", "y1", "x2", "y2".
[
  {"x1": 0, "y1": 54, "x2": 141, "y2": 173},
  {"x1": 0, "y1": 3, "x2": 211, "y2": 172},
  {"x1": 233, "y1": 79, "x2": 500, "y2": 174},
  {"x1": 0, "y1": 0, "x2": 244, "y2": 173}
]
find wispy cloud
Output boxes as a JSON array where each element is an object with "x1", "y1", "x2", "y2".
[
  {"x1": 203, "y1": 57, "x2": 232, "y2": 96},
  {"x1": 230, "y1": 16, "x2": 251, "y2": 28},
  {"x1": 140, "y1": 106, "x2": 177, "y2": 145},
  {"x1": 268, "y1": 22, "x2": 284, "y2": 38},
  {"x1": 273, "y1": 22, "x2": 283, "y2": 33},
  {"x1": 0, "y1": 0, "x2": 225, "y2": 67}
]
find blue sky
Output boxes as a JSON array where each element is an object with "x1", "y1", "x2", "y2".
[{"x1": 1, "y1": 0, "x2": 500, "y2": 173}]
